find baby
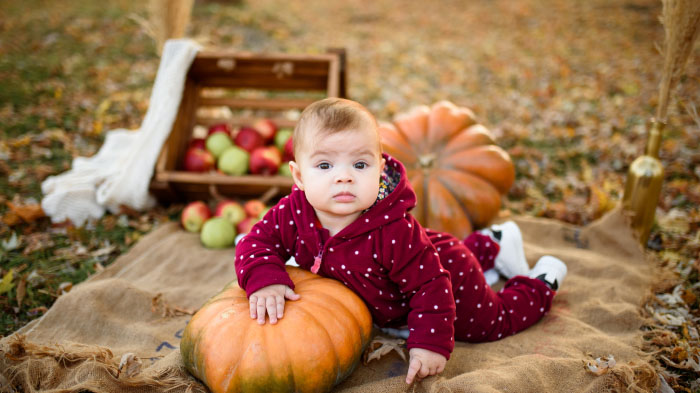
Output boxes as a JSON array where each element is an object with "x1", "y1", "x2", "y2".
[{"x1": 234, "y1": 98, "x2": 567, "y2": 384}]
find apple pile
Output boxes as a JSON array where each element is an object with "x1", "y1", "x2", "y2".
[
  {"x1": 182, "y1": 120, "x2": 294, "y2": 177},
  {"x1": 180, "y1": 199, "x2": 269, "y2": 248}
]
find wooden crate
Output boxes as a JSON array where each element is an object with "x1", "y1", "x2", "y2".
[{"x1": 150, "y1": 49, "x2": 347, "y2": 204}]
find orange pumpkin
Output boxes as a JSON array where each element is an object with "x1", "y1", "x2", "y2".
[
  {"x1": 379, "y1": 101, "x2": 515, "y2": 239},
  {"x1": 181, "y1": 266, "x2": 373, "y2": 393}
]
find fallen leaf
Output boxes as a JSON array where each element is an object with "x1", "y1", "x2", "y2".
[
  {"x1": 151, "y1": 293, "x2": 196, "y2": 317},
  {"x1": 118, "y1": 353, "x2": 142, "y2": 378},
  {"x1": 1, "y1": 232, "x2": 21, "y2": 251},
  {"x1": 22, "y1": 233, "x2": 55, "y2": 255},
  {"x1": 585, "y1": 354, "x2": 616, "y2": 376},
  {"x1": 91, "y1": 244, "x2": 117, "y2": 258},
  {"x1": 7, "y1": 202, "x2": 45, "y2": 223},
  {"x1": 16, "y1": 276, "x2": 26, "y2": 307},
  {"x1": 58, "y1": 282, "x2": 73, "y2": 295},
  {"x1": 0, "y1": 269, "x2": 15, "y2": 295},
  {"x1": 362, "y1": 335, "x2": 407, "y2": 365},
  {"x1": 1, "y1": 211, "x2": 22, "y2": 227}
]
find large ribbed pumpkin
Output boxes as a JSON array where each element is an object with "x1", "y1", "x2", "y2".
[
  {"x1": 181, "y1": 266, "x2": 373, "y2": 393},
  {"x1": 379, "y1": 101, "x2": 515, "y2": 239}
]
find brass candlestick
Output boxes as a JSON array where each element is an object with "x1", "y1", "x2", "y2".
[{"x1": 622, "y1": 120, "x2": 665, "y2": 245}]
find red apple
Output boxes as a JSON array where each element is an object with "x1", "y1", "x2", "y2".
[
  {"x1": 253, "y1": 119, "x2": 278, "y2": 142},
  {"x1": 215, "y1": 200, "x2": 246, "y2": 226},
  {"x1": 250, "y1": 146, "x2": 282, "y2": 175},
  {"x1": 183, "y1": 147, "x2": 215, "y2": 172},
  {"x1": 244, "y1": 200, "x2": 266, "y2": 218},
  {"x1": 181, "y1": 201, "x2": 211, "y2": 232},
  {"x1": 208, "y1": 123, "x2": 232, "y2": 136},
  {"x1": 189, "y1": 138, "x2": 206, "y2": 150},
  {"x1": 236, "y1": 216, "x2": 260, "y2": 235},
  {"x1": 282, "y1": 136, "x2": 294, "y2": 162},
  {"x1": 234, "y1": 126, "x2": 265, "y2": 153}
]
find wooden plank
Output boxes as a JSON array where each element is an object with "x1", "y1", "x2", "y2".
[
  {"x1": 198, "y1": 97, "x2": 316, "y2": 110},
  {"x1": 195, "y1": 51, "x2": 339, "y2": 62},
  {"x1": 189, "y1": 57, "x2": 335, "y2": 79},
  {"x1": 196, "y1": 117, "x2": 297, "y2": 128},
  {"x1": 162, "y1": 78, "x2": 201, "y2": 171},
  {"x1": 327, "y1": 56, "x2": 340, "y2": 98},
  {"x1": 194, "y1": 76, "x2": 329, "y2": 90},
  {"x1": 155, "y1": 171, "x2": 294, "y2": 187},
  {"x1": 327, "y1": 48, "x2": 347, "y2": 98}
]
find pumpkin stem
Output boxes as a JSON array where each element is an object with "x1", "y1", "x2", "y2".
[{"x1": 417, "y1": 153, "x2": 436, "y2": 169}]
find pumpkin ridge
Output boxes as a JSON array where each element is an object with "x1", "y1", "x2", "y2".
[
  {"x1": 420, "y1": 170, "x2": 429, "y2": 228},
  {"x1": 435, "y1": 174, "x2": 474, "y2": 232},
  {"x1": 298, "y1": 286, "x2": 363, "y2": 341},
  {"x1": 435, "y1": 168, "x2": 502, "y2": 228},
  {"x1": 218, "y1": 308, "x2": 254, "y2": 392},
  {"x1": 260, "y1": 322, "x2": 295, "y2": 392},
  {"x1": 287, "y1": 305, "x2": 339, "y2": 392},
  {"x1": 299, "y1": 285, "x2": 367, "y2": 383},
  {"x1": 439, "y1": 159, "x2": 509, "y2": 194},
  {"x1": 392, "y1": 124, "x2": 419, "y2": 158},
  {"x1": 277, "y1": 323, "x2": 297, "y2": 392}
]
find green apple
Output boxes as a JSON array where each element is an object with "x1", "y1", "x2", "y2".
[
  {"x1": 218, "y1": 146, "x2": 250, "y2": 175},
  {"x1": 278, "y1": 162, "x2": 293, "y2": 177},
  {"x1": 274, "y1": 128, "x2": 293, "y2": 151},
  {"x1": 200, "y1": 217, "x2": 236, "y2": 248},
  {"x1": 206, "y1": 132, "x2": 233, "y2": 158}
]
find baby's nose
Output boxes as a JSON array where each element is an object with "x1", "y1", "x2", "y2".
[{"x1": 335, "y1": 169, "x2": 353, "y2": 183}]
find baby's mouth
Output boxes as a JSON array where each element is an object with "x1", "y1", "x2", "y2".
[{"x1": 333, "y1": 192, "x2": 355, "y2": 202}]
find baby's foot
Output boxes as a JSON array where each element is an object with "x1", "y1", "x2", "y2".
[
  {"x1": 479, "y1": 221, "x2": 529, "y2": 278},
  {"x1": 528, "y1": 255, "x2": 567, "y2": 290}
]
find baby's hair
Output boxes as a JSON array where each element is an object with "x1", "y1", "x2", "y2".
[{"x1": 293, "y1": 98, "x2": 381, "y2": 158}]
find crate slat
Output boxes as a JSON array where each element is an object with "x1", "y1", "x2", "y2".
[
  {"x1": 198, "y1": 97, "x2": 316, "y2": 110},
  {"x1": 196, "y1": 117, "x2": 297, "y2": 128}
]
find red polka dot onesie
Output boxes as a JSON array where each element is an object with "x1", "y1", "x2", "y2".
[{"x1": 235, "y1": 154, "x2": 555, "y2": 359}]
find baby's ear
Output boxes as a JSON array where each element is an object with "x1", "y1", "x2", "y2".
[
  {"x1": 289, "y1": 161, "x2": 304, "y2": 191},
  {"x1": 379, "y1": 157, "x2": 386, "y2": 173}
]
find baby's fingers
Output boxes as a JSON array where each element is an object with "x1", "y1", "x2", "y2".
[
  {"x1": 266, "y1": 296, "x2": 278, "y2": 324},
  {"x1": 249, "y1": 295, "x2": 258, "y2": 319},
  {"x1": 275, "y1": 295, "x2": 286, "y2": 320},
  {"x1": 256, "y1": 297, "x2": 267, "y2": 324},
  {"x1": 406, "y1": 358, "x2": 421, "y2": 384}
]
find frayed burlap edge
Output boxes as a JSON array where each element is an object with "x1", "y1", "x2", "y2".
[
  {"x1": 601, "y1": 359, "x2": 660, "y2": 393},
  {"x1": 0, "y1": 335, "x2": 205, "y2": 393}
]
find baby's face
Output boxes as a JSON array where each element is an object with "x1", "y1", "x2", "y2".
[{"x1": 291, "y1": 126, "x2": 385, "y2": 222}]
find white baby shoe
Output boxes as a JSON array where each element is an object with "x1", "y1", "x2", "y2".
[
  {"x1": 528, "y1": 256, "x2": 567, "y2": 290},
  {"x1": 479, "y1": 221, "x2": 530, "y2": 279}
]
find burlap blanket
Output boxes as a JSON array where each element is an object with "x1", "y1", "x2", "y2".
[{"x1": 0, "y1": 207, "x2": 660, "y2": 392}]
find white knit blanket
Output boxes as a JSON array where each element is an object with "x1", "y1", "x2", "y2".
[{"x1": 41, "y1": 39, "x2": 201, "y2": 226}]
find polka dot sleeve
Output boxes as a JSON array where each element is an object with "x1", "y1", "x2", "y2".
[
  {"x1": 235, "y1": 198, "x2": 296, "y2": 297},
  {"x1": 380, "y1": 215, "x2": 456, "y2": 359}
]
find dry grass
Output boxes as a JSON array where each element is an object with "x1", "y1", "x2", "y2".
[
  {"x1": 147, "y1": 0, "x2": 195, "y2": 54},
  {"x1": 656, "y1": 0, "x2": 700, "y2": 121}
]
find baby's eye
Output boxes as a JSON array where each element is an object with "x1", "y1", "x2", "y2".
[
  {"x1": 317, "y1": 162, "x2": 331, "y2": 170},
  {"x1": 354, "y1": 162, "x2": 367, "y2": 169}
]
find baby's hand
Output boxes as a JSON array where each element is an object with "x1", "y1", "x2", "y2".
[
  {"x1": 405, "y1": 348, "x2": 447, "y2": 384},
  {"x1": 249, "y1": 284, "x2": 300, "y2": 325}
]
